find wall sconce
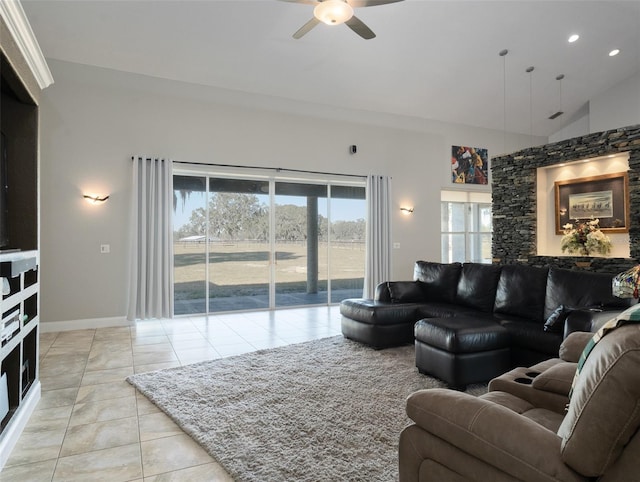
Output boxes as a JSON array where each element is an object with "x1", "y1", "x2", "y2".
[
  {"x1": 83, "y1": 194, "x2": 110, "y2": 205},
  {"x1": 400, "y1": 207, "x2": 414, "y2": 215}
]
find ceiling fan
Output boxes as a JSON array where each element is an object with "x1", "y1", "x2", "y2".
[{"x1": 279, "y1": 0, "x2": 404, "y2": 40}]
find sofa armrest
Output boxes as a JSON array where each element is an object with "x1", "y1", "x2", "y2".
[
  {"x1": 563, "y1": 308, "x2": 597, "y2": 335},
  {"x1": 375, "y1": 280, "x2": 425, "y2": 303},
  {"x1": 564, "y1": 308, "x2": 623, "y2": 337},
  {"x1": 374, "y1": 282, "x2": 391, "y2": 302},
  {"x1": 405, "y1": 389, "x2": 584, "y2": 482},
  {"x1": 558, "y1": 332, "x2": 593, "y2": 362},
  {"x1": 531, "y1": 362, "x2": 577, "y2": 396},
  {"x1": 374, "y1": 281, "x2": 417, "y2": 301}
]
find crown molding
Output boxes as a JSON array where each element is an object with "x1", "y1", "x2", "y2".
[{"x1": 0, "y1": 0, "x2": 53, "y2": 90}]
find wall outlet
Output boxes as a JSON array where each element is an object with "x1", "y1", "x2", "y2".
[
  {"x1": 393, "y1": 242, "x2": 401, "y2": 249},
  {"x1": 100, "y1": 244, "x2": 110, "y2": 254}
]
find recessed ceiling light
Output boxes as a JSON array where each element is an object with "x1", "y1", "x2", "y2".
[
  {"x1": 568, "y1": 34, "x2": 579, "y2": 43},
  {"x1": 609, "y1": 49, "x2": 620, "y2": 57}
]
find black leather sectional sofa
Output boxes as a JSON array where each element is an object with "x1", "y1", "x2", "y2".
[{"x1": 340, "y1": 261, "x2": 634, "y2": 387}]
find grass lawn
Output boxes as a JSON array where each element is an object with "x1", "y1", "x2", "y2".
[{"x1": 174, "y1": 241, "x2": 365, "y2": 300}]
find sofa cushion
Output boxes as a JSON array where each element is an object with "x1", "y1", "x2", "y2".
[
  {"x1": 413, "y1": 261, "x2": 461, "y2": 304},
  {"x1": 415, "y1": 317, "x2": 509, "y2": 354},
  {"x1": 558, "y1": 323, "x2": 640, "y2": 477},
  {"x1": 417, "y1": 303, "x2": 485, "y2": 320},
  {"x1": 455, "y1": 263, "x2": 502, "y2": 313},
  {"x1": 416, "y1": 302, "x2": 459, "y2": 319},
  {"x1": 544, "y1": 267, "x2": 633, "y2": 320},
  {"x1": 494, "y1": 264, "x2": 548, "y2": 323},
  {"x1": 498, "y1": 318, "x2": 562, "y2": 356},
  {"x1": 387, "y1": 281, "x2": 425, "y2": 303}
]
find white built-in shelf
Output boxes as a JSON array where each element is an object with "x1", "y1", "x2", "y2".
[{"x1": 0, "y1": 250, "x2": 40, "y2": 469}]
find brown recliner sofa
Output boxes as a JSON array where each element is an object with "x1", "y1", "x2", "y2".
[{"x1": 399, "y1": 320, "x2": 640, "y2": 481}]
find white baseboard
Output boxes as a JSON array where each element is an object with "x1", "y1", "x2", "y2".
[{"x1": 39, "y1": 316, "x2": 133, "y2": 333}]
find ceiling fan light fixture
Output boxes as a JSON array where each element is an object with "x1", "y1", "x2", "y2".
[{"x1": 314, "y1": 0, "x2": 354, "y2": 26}]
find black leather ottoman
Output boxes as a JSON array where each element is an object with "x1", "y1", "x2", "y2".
[{"x1": 414, "y1": 317, "x2": 511, "y2": 389}]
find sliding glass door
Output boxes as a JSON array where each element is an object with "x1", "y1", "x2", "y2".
[
  {"x1": 173, "y1": 172, "x2": 365, "y2": 315},
  {"x1": 329, "y1": 185, "x2": 366, "y2": 303},
  {"x1": 274, "y1": 182, "x2": 328, "y2": 307},
  {"x1": 207, "y1": 178, "x2": 271, "y2": 312},
  {"x1": 173, "y1": 176, "x2": 208, "y2": 315}
]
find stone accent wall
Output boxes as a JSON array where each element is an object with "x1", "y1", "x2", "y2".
[{"x1": 491, "y1": 124, "x2": 640, "y2": 273}]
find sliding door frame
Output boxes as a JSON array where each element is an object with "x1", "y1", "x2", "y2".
[{"x1": 173, "y1": 164, "x2": 366, "y2": 314}]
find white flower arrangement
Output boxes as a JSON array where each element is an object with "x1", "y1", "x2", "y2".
[{"x1": 561, "y1": 218, "x2": 612, "y2": 256}]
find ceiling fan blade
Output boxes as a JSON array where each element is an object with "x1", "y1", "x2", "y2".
[
  {"x1": 279, "y1": 0, "x2": 319, "y2": 5},
  {"x1": 293, "y1": 17, "x2": 321, "y2": 39},
  {"x1": 348, "y1": 0, "x2": 404, "y2": 7},
  {"x1": 345, "y1": 15, "x2": 375, "y2": 39}
]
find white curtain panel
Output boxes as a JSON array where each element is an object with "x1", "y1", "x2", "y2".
[
  {"x1": 364, "y1": 175, "x2": 392, "y2": 298},
  {"x1": 127, "y1": 157, "x2": 174, "y2": 320}
]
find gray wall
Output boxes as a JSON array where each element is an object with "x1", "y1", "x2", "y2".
[
  {"x1": 549, "y1": 71, "x2": 640, "y2": 143},
  {"x1": 39, "y1": 60, "x2": 542, "y2": 325},
  {"x1": 590, "y1": 72, "x2": 640, "y2": 135}
]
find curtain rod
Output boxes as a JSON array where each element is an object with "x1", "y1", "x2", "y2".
[{"x1": 171, "y1": 160, "x2": 366, "y2": 179}]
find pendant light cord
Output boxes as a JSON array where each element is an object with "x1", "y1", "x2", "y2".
[
  {"x1": 499, "y1": 49, "x2": 509, "y2": 153},
  {"x1": 527, "y1": 66, "x2": 535, "y2": 145}
]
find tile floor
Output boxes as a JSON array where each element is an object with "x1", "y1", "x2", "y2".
[{"x1": 1, "y1": 306, "x2": 342, "y2": 481}]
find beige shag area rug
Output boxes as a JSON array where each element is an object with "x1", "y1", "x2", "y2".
[{"x1": 127, "y1": 336, "x2": 486, "y2": 481}]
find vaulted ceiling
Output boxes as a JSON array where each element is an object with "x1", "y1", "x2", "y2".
[{"x1": 21, "y1": 0, "x2": 640, "y2": 137}]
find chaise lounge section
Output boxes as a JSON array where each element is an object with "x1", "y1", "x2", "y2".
[{"x1": 340, "y1": 261, "x2": 633, "y2": 386}]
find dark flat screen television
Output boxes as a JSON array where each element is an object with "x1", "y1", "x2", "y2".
[{"x1": 0, "y1": 132, "x2": 8, "y2": 248}]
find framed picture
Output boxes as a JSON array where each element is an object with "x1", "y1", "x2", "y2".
[
  {"x1": 451, "y1": 146, "x2": 489, "y2": 185},
  {"x1": 554, "y1": 172, "x2": 629, "y2": 234}
]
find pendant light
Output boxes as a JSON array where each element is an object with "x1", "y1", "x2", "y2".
[{"x1": 549, "y1": 74, "x2": 564, "y2": 120}]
